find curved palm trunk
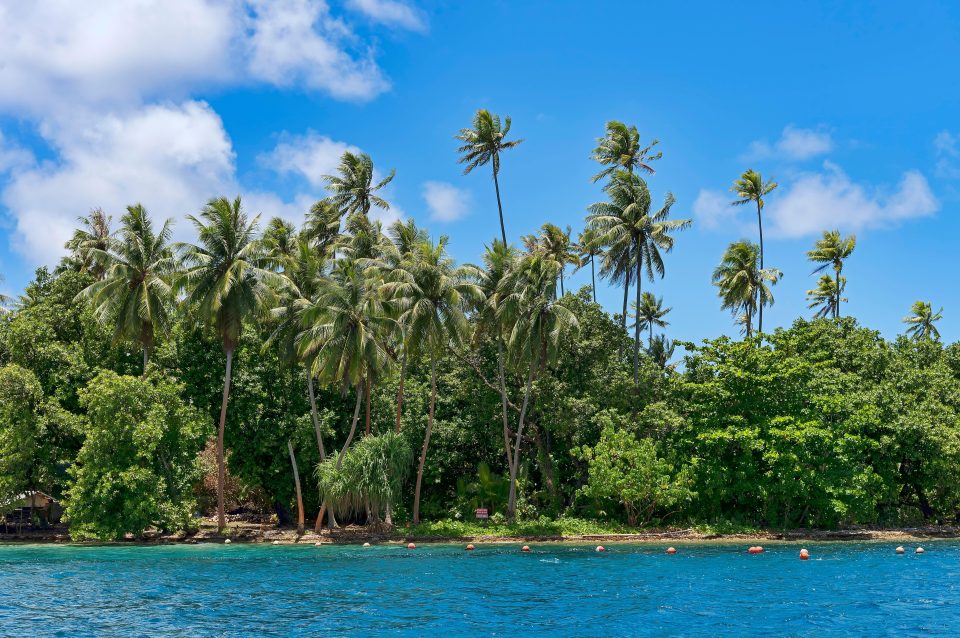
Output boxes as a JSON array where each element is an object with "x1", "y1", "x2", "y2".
[
  {"x1": 649, "y1": 323, "x2": 654, "y2": 350},
  {"x1": 756, "y1": 200, "x2": 764, "y2": 333},
  {"x1": 287, "y1": 440, "x2": 304, "y2": 535},
  {"x1": 394, "y1": 353, "x2": 407, "y2": 433},
  {"x1": 412, "y1": 355, "x2": 438, "y2": 525},
  {"x1": 216, "y1": 347, "x2": 234, "y2": 531},
  {"x1": 492, "y1": 164, "x2": 507, "y2": 246},
  {"x1": 633, "y1": 242, "x2": 643, "y2": 385},
  {"x1": 307, "y1": 374, "x2": 338, "y2": 532},
  {"x1": 496, "y1": 339, "x2": 513, "y2": 471},
  {"x1": 590, "y1": 254, "x2": 597, "y2": 303},
  {"x1": 337, "y1": 385, "x2": 365, "y2": 469},
  {"x1": 507, "y1": 362, "x2": 536, "y2": 518}
]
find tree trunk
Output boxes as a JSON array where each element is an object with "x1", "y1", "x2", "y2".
[
  {"x1": 756, "y1": 200, "x2": 764, "y2": 334},
  {"x1": 337, "y1": 385, "x2": 364, "y2": 470},
  {"x1": 307, "y1": 373, "x2": 326, "y2": 460},
  {"x1": 559, "y1": 269, "x2": 565, "y2": 296},
  {"x1": 493, "y1": 163, "x2": 507, "y2": 246},
  {"x1": 619, "y1": 246, "x2": 631, "y2": 358},
  {"x1": 496, "y1": 339, "x2": 513, "y2": 472},
  {"x1": 142, "y1": 348, "x2": 149, "y2": 375},
  {"x1": 507, "y1": 362, "x2": 536, "y2": 518},
  {"x1": 412, "y1": 354, "x2": 438, "y2": 525},
  {"x1": 835, "y1": 264, "x2": 842, "y2": 319},
  {"x1": 590, "y1": 254, "x2": 596, "y2": 303},
  {"x1": 287, "y1": 440, "x2": 304, "y2": 535},
  {"x1": 531, "y1": 424, "x2": 558, "y2": 511},
  {"x1": 633, "y1": 240, "x2": 643, "y2": 385},
  {"x1": 394, "y1": 352, "x2": 407, "y2": 433},
  {"x1": 364, "y1": 377, "x2": 372, "y2": 436},
  {"x1": 216, "y1": 347, "x2": 234, "y2": 531},
  {"x1": 649, "y1": 323, "x2": 654, "y2": 351}
]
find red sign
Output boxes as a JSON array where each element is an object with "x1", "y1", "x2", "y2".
[{"x1": 475, "y1": 508, "x2": 489, "y2": 519}]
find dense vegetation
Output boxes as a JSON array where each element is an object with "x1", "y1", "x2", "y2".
[{"x1": 1, "y1": 114, "x2": 955, "y2": 540}]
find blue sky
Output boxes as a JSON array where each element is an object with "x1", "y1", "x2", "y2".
[{"x1": 1, "y1": 1, "x2": 958, "y2": 344}]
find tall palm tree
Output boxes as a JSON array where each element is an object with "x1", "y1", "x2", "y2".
[
  {"x1": 178, "y1": 196, "x2": 281, "y2": 530},
  {"x1": 648, "y1": 334, "x2": 676, "y2": 371},
  {"x1": 631, "y1": 291, "x2": 671, "y2": 349},
  {"x1": 65, "y1": 208, "x2": 114, "y2": 280},
  {"x1": 712, "y1": 240, "x2": 782, "y2": 338},
  {"x1": 731, "y1": 170, "x2": 778, "y2": 332},
  {"x1": 78, "y1": 204, "x2": 176, "y2": 372},
  {"x1": 497, "y1": 254, "x2": 578, "y2": 517},
  {"x1": 590, "y1": 120, "x2": 661, "y2": 182},
  {"x1": 322, "y1": 151, "x2": 395, "y2": 218},
  {"x1": 902, "y1": 301, "x2": 943, "y2": 341},
  {"x1": 387, "y1": 237, "x2": 480, "y2": 524},
  {"x1": 455, "y1": 109, "x2": 524, "y2": 245},
  {"x1": 806, "y1": 275, "x2": 847, "y2": 319},
  {"x1": 523, "y1": 223, "x2": 579, "y2": 295},
  {"x1": 575, "y1": 227, "x2": 601, "y2": 303},
  {"x1": 302, "y1": 199, "x2": 343, "y2": 255},
  {"x1": 807, "y1": 230, "x2": 856, "y2": 318}
]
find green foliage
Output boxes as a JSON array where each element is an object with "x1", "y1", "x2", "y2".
[
  {"x1": 316, "y1": 431, "x2": 411, "y2": 519},
  {"x1": 65, "y1": 371, "x2": 206, "y2": 539},
  {"x1": 0, "y1": 365, "x2": 44, "y2": 510}
]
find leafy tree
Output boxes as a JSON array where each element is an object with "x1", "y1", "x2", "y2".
[
  {"x1": 590, "y1": 120, "x2": 661, "y2": 181},
  {"x1": 178, "y1": 196, "x2": 281, "y2": 529},
  {"x1": 712, "y1": 240, "x2": 782, "y2": 337},
  {"x1": 730, "y1": 170, "x2": 778, "y2": 332},
  {"x1": 65, "y1": 371, "x2": 206, "y2": 539},
  {"x1": 903, "y1": 301, "x2": 943, "y2": 341},
  {"x1": 0, "y1": 365, "x2": 44, "y2": 511},
  {"x1": 807, "y1": 230, "x2": 856, "y2": 318},
  {"x1": 456, "y1": 109, "x2": 523, "y2": 245},
  {"x1": 321, "y1": 151, "x2": 395, "y2": 218}
]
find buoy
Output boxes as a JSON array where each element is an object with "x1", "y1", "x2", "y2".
[
  {"x1": 224, "y1": 538, "x2": 231, "y2": 544},
  {"x1": 895, "y1": 546, "x2": 905, "y2": 554},
  {"x1": 315, "y1": 542, "x2": 322, "y2": 547},
  {"x1": 407, "y1": 542, "x2": 416, "y2": 550},
  {"x1": 748, "y1": 546, "x2": 764, "y2": 554},
  {"x1": 595, "y1": 545, "x2": 605, "y2": 552},
  {"x1": 666, "y1": 547, "x2": 677, "y2": 555},
  {"x1": 273, "y1": 540, "x2": 281, "y2": 545},
  {"x1": 363, "y1": 542, "x2": 371, "y2": 548},
  {"x1": 521, "y1": 545, "x2": 530, "y2": 552},
  {"x1": 799, "y1": 548, "x2": 809, "y2": 560},
  {"x1": 466, "y1": 543, "x2": 475, "y2": 551},
  {"x1": 916, "y1": 547, "x2": 925, "y2": 554}
]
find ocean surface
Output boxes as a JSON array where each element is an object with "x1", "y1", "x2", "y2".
[{"x1": 1, "y1": 541, "x2": 958, "y2": 636}]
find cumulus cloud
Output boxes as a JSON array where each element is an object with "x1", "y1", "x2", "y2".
[
  {"x1": 346, "y1": 0, "x2": 427, "y2": 32},
  {"x1": 0, "y1": 132, "x2": 33, "y2": 174},
  {"x1": 744, "y1": 125, "x2": 834, "y2": 162},
  {"x1": 934, "y1": 130, "x2": 960, "y2": 179},
  {"x1": 692, "y1": 189, "x2": 738, "y2": 230},
  {"x1": 422, "y1": 181, "x2": 471, "y2": 222},
  {"x1": 261, "y1": 131, "x2": 362, "y2": 188}
]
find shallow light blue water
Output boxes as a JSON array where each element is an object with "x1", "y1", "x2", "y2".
[{"x1": 1, "y1": 541, "x2": 959, "y2": 636}]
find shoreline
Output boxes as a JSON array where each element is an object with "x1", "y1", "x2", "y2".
[{"x1": 4, "y1": 525, "x2": 960, "y2": 546}]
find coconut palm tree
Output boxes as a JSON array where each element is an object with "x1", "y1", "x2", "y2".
[
  {"x1": 575, "y1": 227, "x2": 601, "y2": 303},
  {"x1": 712, "y1": 240, "x2": 782, "y2": 338},
  {"x1": 65, "y1": 208, "x2": 114, "y2": 280},
  {"x1": 78, "y1": 204, "x2": 176, "y2": 373},
  {"x1": 731, "y1": 170, "x2": 778, "y2": 332},
  {"x1": 322, "y1": 151, "x2": 395, "y2": 218},
  {"x1": 522, "y1": 223, "x2": 579, "y2": 295},
  {"x1": 497, "y1": 254, "x2": 578, "y2": 517},
  {"x1": 386, "y1": 237, "x2": 480, "y2": 524},
  {"x1": 455, "y1": 109, "x2": 524, "y2": 245},
  {"x1": 302, "y1": 199, "x2": 343, "y2": 255},
  {"x1": 590, "y1": 120, "x2": 661, "y2": 182},
  {"x1": 902, "y1": 301, "x2": 943, "y2": 341},
  {"x1": 631, "y1": 291, "x2": 671, "y2": 349},
  {"x1": 806, "y1": 275, "x2": 847, "y2": 319},
  {"x1": 648, "y1": 334, "x2": 676, "y2": 372},
  {"x1": 807, "y1": 230, "x2": 856, "y2": 318},
  {"x1": 178, "y1": 196, "x2": 281, "y2": 530}
]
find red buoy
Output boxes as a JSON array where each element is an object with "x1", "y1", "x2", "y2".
[
  {"x1": 666, "y1": 547, "x2": 677, "y2": 555},
  {"x1": 407, "y1": 542, "x2": 416, "y2": 550},
  {"x1": 595, "y1": 545, "x2": 605, "y2": 552},
  {"x1": 521, "y1": 545, "x2": 530, "y2": 552},
  {"x1": 799, "y1": 548, "x2": 809, "y2": 560},
  {"x1": 466, "y1": 543, "x2": 475, "y2": 551},
  {"x1": 748, "y1": 546, "x2": 764, "y2": 554}
]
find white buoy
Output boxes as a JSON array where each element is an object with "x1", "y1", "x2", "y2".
[
  {"x1": 315, "y1": 541, "x2": 322, "y2": 547},
  {"x1": 224, "y1": 538, "x2": 232, "y2": 544},
  {"x1": 273, "y1": 540, "x2": 281, "y2": 545},
  {"x1": 916, "y1": 547, "x2": 925, "y2": 554},
  {"x1": 363, "y1": 542, "x2": 371, "y2": 548},
  {"x1": 895, "y1": 546, "x2": 905, "y2": 554}
]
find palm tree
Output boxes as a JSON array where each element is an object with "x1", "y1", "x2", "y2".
[
  {"x1": 903, "y1": 301, "x2": 943, "y2": 341},
  {"x1": 590, "y1": 120, "x2": 661, "y2": 182},
  {"x1": 302, "y1": 199, "x2": 343, "y2": 255},
  {"x1": 712, "y1": 240, "x2": 782, "y2": 337},
  {"x1": 78, "y1": 204, "x2": 176, "y2": 373},
  {"x1": 0, "y1": 274, "x2": 11, "y2": 313},
  {"x1": 497, "y1": 254, "x2": 578, "y2": 517},
  {"x1": 386, "y1": 237, "x2": 480, "y2": 524},
  {"x1": 322, "y1": 151, "x2": 395, "y2": 218},
  {"x1": 731, "y1": 170, "x2": 778, "y2": 332},
  {"x1": 647, "y1": 334, "x2": 676, "y2": 371},
  {"x1": 575, "y1": 227, "x2": 601, "y2": 303},
  {"x1": 65, "y1": 208, "x2": 114, "y2": 280},
  {"x1": 631, "y1": 291, "x2": 671, "y2": 349},
  {"x1": 523, "y1": 223, "x2": 579, "y2": 295},
  {"x1": 807, "y1": 230, "x2": 856, "y2": 318},
  {"x1": 455, "y1": 109, "x2": 524, "y2": 245},
  {"x1": 178, "y1": 196, "x2": 281, "y2": 530},
  {"x1": 806, "y1": 275, "x2": 847, "y2": 319}
]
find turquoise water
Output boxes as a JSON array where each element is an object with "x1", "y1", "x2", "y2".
[{"x1": 1, "y1": 541, "x2": 959, "y2": 636}]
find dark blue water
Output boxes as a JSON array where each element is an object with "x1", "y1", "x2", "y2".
[{"x1": 1, "y1": 541, "x2": 958, "y2": 636}]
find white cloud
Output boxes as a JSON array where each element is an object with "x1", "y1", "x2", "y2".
[
  {"x1": 0, "y1": 132, "x2": 33, "y2": 174},
  {"x1": 346, "y1": 0, "x2": 427, "y2": 32},
  {"x1": 934, "y1": 130, "x2": 960, "y2": 179},
  {"x1": 766, "y1": 162, "x2": 939, "y2": 237},
  {"x1": 745, "y1": 125, "x2": 834, "y2": 162},
  {"x1": 422, "y1": 181, "x2": 471, "y2": 222},
  {"x1": 261, "y1": 131, "x2": 361, "y2": 188},
  {"x1": 692, "y1": 189, "x2": 737, "y2": 230}
]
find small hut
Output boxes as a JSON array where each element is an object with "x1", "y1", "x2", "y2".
[{"x1": 1, "y1": 491, "x2": 62, "y2": 532}]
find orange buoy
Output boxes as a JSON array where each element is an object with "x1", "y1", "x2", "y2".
[
  {"x1": 748, "y1": 546, "x2": 764, "y2": 554},
  {"x1": 596, "y1": 545, "x2": 605, "y2": 552},
  {"x1": 895, "y1": 546, "x2": 905, "y2": 554},
  {"x1": 666, "y1": 547, "x2": 677, "y2": 555},
  {"x1": 521, "y1": 545, "x2": 530, "y2": 552},
  {"x1": 407, "y1": 542, "x2": 416, "y2": 550},
  {"x1": 466, "y1": 543, "x2": 475, "y2": 551},
  {"x1": 916, "y1": 547, "x2": 925, "y2": 554},
  {"x1": 799, "y1": 548, "x2": 809, "y2": 560}
]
